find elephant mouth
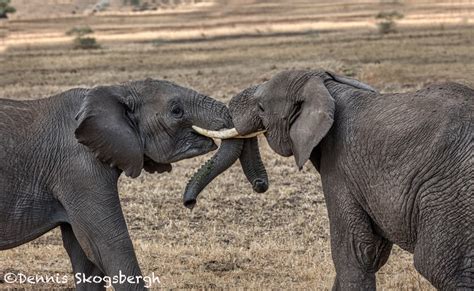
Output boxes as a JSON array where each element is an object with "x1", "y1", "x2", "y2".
[
  {"x1": 169, "y1": 137, "x2": 218, "y2": 163},
  {"x1": 143, "y1": 155, "x2": 173, "y2": 174}
]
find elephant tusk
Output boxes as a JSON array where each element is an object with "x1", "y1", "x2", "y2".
[
  {"x1": 192, "y1": 126, "x2": 239, "y2": 139},
  {"x1": 237, "y1": 130, "x2": 266, "y2": 138},
  {"x1": 192, "y1": 126, "x2": 266, "y2": 139}
]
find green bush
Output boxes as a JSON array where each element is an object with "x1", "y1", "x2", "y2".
[
  {"x1": 375, "y1": 10, "x2": 404, "y2": 34},
  {"x1": 93, "y1": 0, "x2": 110, "y2": 12},
  {"x1": 123, "y1": 0, "x2": 141, "y2": 5},
  {"x1": 152, "y1": 38, "x2": 167, "y2": 46},
  {"x1": 375, "y1": 10, "x2": 404, "y2": 20},
  {"x1": 376, "y1": 20, "x2": 394, "y2": 34},
  {"x1": 73, "y1": 37, "x2": 100, "y2": 49},
  {"x1": 67, "y1": 26, "x2": 101, "y2": 49},
  {"x1": 0, "y1": 0, "x2": 16, "y2": 19},
  {"x1": 66, "y1": 26, "x2": 94, "y2": 37}
]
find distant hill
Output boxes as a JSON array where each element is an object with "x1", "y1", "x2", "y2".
[
  {"x1": 8, "y1": 0, "x2": 474, "y2": 20},
  {"x1": 9, "y1": 0, "x2": 213, "y2": 19}
]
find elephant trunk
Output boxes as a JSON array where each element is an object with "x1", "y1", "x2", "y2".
[
  {"x1": 239, "y1": 138, "x2": 268, "y2": 193},
  {"x1": 183, "y1": 138, "x2": 243, "y2": 209},
  {"x1": 229, "y1": 87, "x2": 269, "y2": 192}
]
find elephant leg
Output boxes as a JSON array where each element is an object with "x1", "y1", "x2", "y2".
[
  {"x1": 325, "y1": 191, "x2": 392, "y2": 291},
  {"x1": 330, "y1": 210, "x2": 392, "y2": 291},
  {"x1": 60, "y1": 224, "x2": 106, "y2": 291},
  {"x1": 60, "y1": 189, "x2": 145, "y2": 291},
  {"x1": 413, "y1": 206, "x2": 474, "y2": 290}
]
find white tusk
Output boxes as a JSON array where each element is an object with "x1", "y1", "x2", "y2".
[
  {"x1": 236, "y1": 130, "x2": 267, "y2": 138},
  {"x1": 192, "y1": 126, "x2": 239, "y2": 139},
  {"x1": 192, "y1": 125, "x2": 266, "y2": 139}
]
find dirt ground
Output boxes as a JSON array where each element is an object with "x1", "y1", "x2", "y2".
[{"x1": 0, "y1": 0, "x2": 473, "y2": 289}]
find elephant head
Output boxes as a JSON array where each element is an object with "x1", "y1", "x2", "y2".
[
  {"x1": 75, "y1": 78, "x2": 232, "y2": 178},
  {"x1": 193, "y1": 70, "x2": 376, "y2": 169},
  {"x1": 74, "y1": 78, "x2": 268, "y2": 208}
]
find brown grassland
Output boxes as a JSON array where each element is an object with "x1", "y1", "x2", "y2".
[{"x1": 0, "y1": 0, "x2": 473, "y2": 289}]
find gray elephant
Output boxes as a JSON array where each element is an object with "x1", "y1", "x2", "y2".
[
  {"x1": 0, "y1": 78, "x2": 267, "y2": 290},
  {"x1": 191, "y1": 70, "x2": 473, "y2": 290}
]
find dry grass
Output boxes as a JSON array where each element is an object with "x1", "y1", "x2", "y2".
[{"x1": 1, "y1": 0, "x2": 473, "y2": 289}]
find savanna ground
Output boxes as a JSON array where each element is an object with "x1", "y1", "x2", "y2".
[{"x1": 0, "y1": 0, "x2": 473, "y2": 289}]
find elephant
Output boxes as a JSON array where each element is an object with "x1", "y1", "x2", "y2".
[
  {"x1": 193, "y1": 70, "x2": 473, "y2": 290},
  {"x1": 0, "y1": 78, "x2": 268, "y2": 290}
]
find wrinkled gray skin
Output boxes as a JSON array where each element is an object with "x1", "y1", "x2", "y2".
[
  {"x1": 0, "y1": 78, "x2": 265, "y2": 291},
  {"x1": 229, "y1": 70, "x2": 473, "y2": 290}
]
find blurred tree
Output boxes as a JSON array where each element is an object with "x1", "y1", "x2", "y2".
[
  {"x1": 94, "y1": 0, "x2": 110, "y2": 12},
  {"x1": 0, "y1": 0, "x2": 16, "y2": 19},
  {"x1": 123, "y1": 0, "x2": 141, "y2": 6},
  {"x1": 375, "y1": 10, "x2": 404, "y2": 34},
  {"x1": 66, "y1": 26, "x2": 100, "y2": 49}
]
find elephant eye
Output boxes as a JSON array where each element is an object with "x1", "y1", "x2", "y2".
[
  {"x1": 171, "y1": 106, "x2": 184, "y2": 118},
  {"x1": 257, "y1": 102, "x2": 265, "y2": 112}
]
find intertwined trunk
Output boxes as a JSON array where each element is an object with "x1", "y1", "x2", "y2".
[{"x1": 182, "y1": 94, "x2": 268, "y2": 209}]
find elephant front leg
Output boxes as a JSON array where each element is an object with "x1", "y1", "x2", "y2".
[
  {"x1": 60, "y1": 189, "x2": 145, "y2": 291},
  {"x1": 331, "y1": 234, "x2": 392, "y2": 290},
  {"x1": 327, "y1": 201, "x2": 392, "y2": 290},
  {"x1": 61, "y1": 224, "x2": 106, "y2": 291}
]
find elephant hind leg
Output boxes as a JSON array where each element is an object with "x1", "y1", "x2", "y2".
[
  {"x1": 414, "y1": 221, "x2": 473, "y2": 289},
  {"x1": 60, "y1": 224, "x2": 106, "y2": 291},
  {"x1": 414, "y1": 240, "x2": 472, "y2": 289},
  {"x1": 458, "y1": 251, "x2": 474, "y2": 290}
]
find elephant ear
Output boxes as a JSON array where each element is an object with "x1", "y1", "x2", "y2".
[
  {"x1": 289, "y1": 76, "x2": 335, "y2": 170},
  {"x1": 75, "y1": 86, "x2": 144, "y2": 178},
  {"x1": 327, "y1": 71, "x2": 378, "y2": 92}
]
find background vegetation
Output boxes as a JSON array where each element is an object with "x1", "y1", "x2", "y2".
[
  {"x1": 1, "y1": 0, "x2": 473, "y2": 289},
  {"x1": 0, "y1": 0, "x2": 15, "y2": 18}
]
